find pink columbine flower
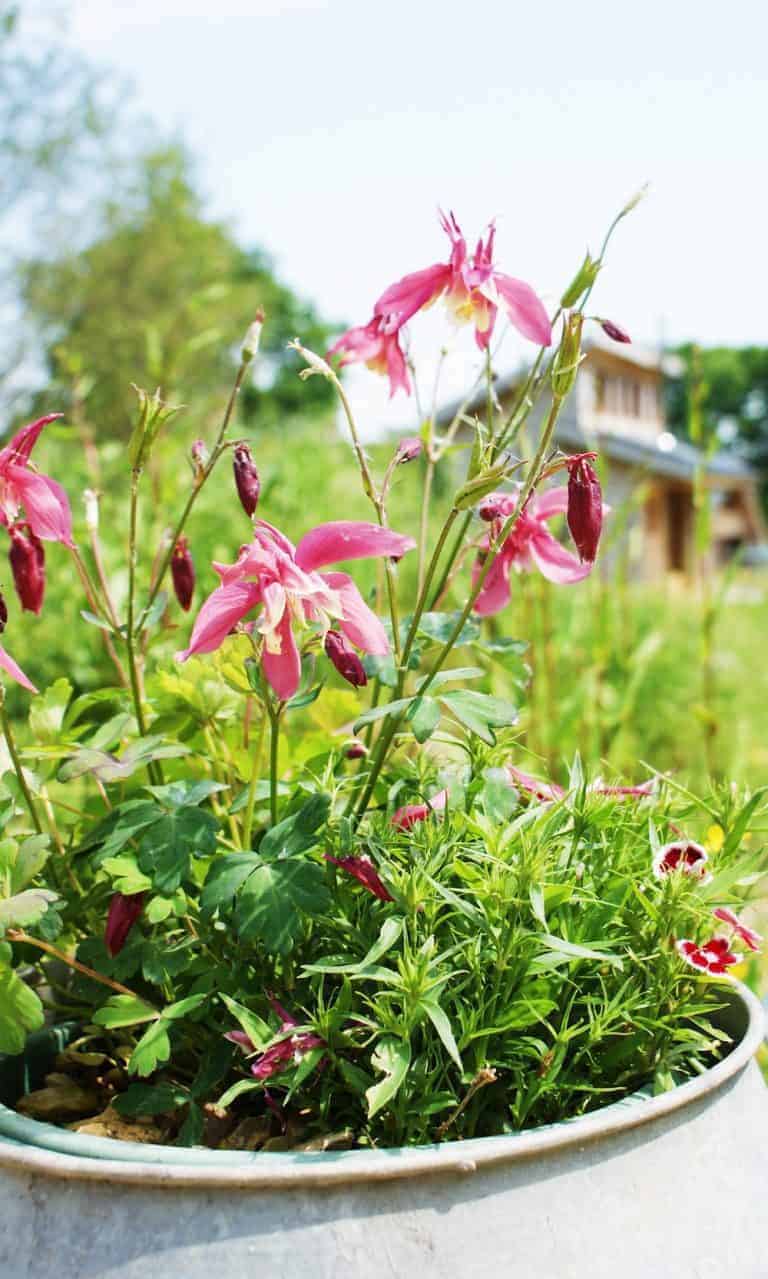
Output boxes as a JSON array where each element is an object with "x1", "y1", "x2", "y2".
[
  {"x1": 325, "y1": 853, "x2": 393, "y2": 901},
  {"x1": 328, "y1": 316, "x2": 411, "y2": 399},
  {"x1": 105, "y1": 892, "x2": 146, "y2": 957},
  {"x1": 653, "y1": 840, "x2": 710, "y2": 881},
  {"x1": 177, "y1": 519, "x2": 415, "y2": 701},
  {"x1": 713, "y1": 907, "x2": 763, "y2": 953},
  {"x1": 473, "y1": 486, "x2": 596, "y2": 614},
  {"x1": 391, "y1": 788, "x2": 448, "y2": 830},
  {"x1": 226, "y1": 997, "x2": 324, "y2": 1082},
  {"x1": 676, "y1": 936, "x2": 739, "y2": 976},
  {"x1": 373, "y1": 210, "x2": 552, "y2": 354},
  {"x1": 506, "y1": 765, "x2": 565, "y2": 803},
  {"x1": 0, "y1": 416, "x2": 73, "y2": 547}
]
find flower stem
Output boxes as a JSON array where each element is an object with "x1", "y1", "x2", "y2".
[
  {"x1": 242, "y1": 711, "x2": 268, "y2": 849},
  {"x1": 267, "y1": 700, "x2": 283, "y2": 827},
  {"x1": 6, "y1": 929, "x2": 148, "y2": 1001},
  {"x1": 0, "y1": 697, "x2": 42, "y2": 834}
]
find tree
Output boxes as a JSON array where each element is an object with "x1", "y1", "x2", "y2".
[{"x1": 20, "y1": 146, "x2": 335, "y2": 433}]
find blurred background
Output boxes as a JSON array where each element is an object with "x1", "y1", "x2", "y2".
[{"x1": 2, "y1": 0, "x2": 767, "y2": 789}]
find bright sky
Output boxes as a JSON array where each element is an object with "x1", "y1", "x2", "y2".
[{"x1": 67, "y1": 0, "x2": 768, "y2": 431}]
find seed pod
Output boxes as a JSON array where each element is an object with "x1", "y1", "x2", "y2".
[
  {"x1": 233, "y1": 442, "x2": 261, "y2": 517},
  {"x1": 324, "y1": 630, "x2": 367, "y2": 688},
  {"x1": 105, "y1": 892, "x2": 145, "y2": 958},
  {"x1": 560, "y1": 251, "x2": 601, "y2": 308},
  {"x1": 566, "y1": 455, "x2": 603, "y2": 563},
  {"x1": 170, "y1": 536, "x2": 195, "y2": 611},
  {"x1": 9, "y1": 522, "x2": 45, "y2": 614},
  {"x1": 551, "y1": 313, "x2": 584, "y2": 399}
]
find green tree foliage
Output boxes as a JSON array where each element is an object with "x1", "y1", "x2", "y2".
[{"x1": 20, "y1": 146, "x2": 335, "y2": 433}]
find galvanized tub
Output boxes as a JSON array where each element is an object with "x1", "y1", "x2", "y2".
[{"x1": 0, "y1": 982, "x2": 765, "y2": 1279}]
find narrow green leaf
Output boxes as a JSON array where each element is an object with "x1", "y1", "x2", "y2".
[{"x1": 366, "y1": 1036, "x2": 411, "y2": 1118}]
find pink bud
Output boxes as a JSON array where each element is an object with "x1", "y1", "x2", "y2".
[
  {"x1": 566, "y1": 455, "x2": 603, "y2": 563},
  {"x1": 105, "y1": 892, "x2": 145, "y2": 957},
  {"x1": 396, "y1": 436, "x2": 422, "y2": 463},
  {"x1": 170, "y1": 536, "x2": 195, "y2": 611},
  {"x1": 478, "y1": 496, "x2": 507, "y2": 522},
  {"x1": 233, "y1": 442, "x2": 261, "y2": 517},
  {"x1": 344, "y1": 740, "x2": 368, "y2": 759},
  {"x1": 190, "y1": 438, "x2": 209, "y2": 477},
  {"x1": 9, "y1": 522, "x2": 45, "y2": 614},
  {"x1": 324, "y1": 629, "x2": 367, "y2": 688},
  {"x1": 600, "y1": 319, "x2": 631, "y2": 344}
]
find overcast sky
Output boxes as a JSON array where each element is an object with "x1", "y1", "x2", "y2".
[{"x1": 66, "y1": 0, "x2": 768, "y2": 430}]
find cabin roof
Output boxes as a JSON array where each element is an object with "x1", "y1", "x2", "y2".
[{"x1": 553, "y1": 419, "x2": 754, "y2": 484}]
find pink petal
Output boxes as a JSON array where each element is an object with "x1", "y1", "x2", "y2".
[
  {"x1": 321, "y1": 572, "x2": 389, "y2": 655},
  {"x1": 391, "y1": 788, "x2": 448, "y2": 830},
  {"x1": 384, "y1": 330, "x2": 411, "y2": 398},
  {"x1": 506, "y1": 765, "x2": 565, "y2": 802},
  {"x1": 474, "y1": 299, "x2": 498, "y2": 351},
  {"x1": 472, "y1": 549, "x2": 513, "y2": 616},
  {"x1": 261, "y1": 608, "x2": 301, "y2": 700},
  {"x1": 374, "y1": 263, "x2": 451, "y2": 327},
  {"x1": 295, "y1": 522, "x2": 416, "y2": 572},
  {"x1": 177, "y1": 580, "x2": 261, "y2": 660},
  {"x1": 528, "y1": 526, "x2": 592, "y2": 584},
  {"x1": 8, "y1": 467, "x2": 73, "y2": 546},
  {"x1": 2, "y1": 415, "x2": 63, "y2": 465},
  {"x1": 492, "y1": 273, "x2": 552, "y2": 346},
  {"x1": 0, "y1": 643, "x2": 37, "y2": 692},
  {"x1": 531, "y1": 486, "x2": 569, "y2": 521}
]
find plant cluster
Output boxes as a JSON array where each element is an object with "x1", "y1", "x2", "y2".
[{"x1": 0, "y1": 197, "x2": 764, "y2": 1150}]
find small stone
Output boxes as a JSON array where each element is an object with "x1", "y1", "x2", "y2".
[
  {"x1": 17, "y1": 1074, "x2": 101, "y2": 1122},
  {"x1": 293, "y1": 1129, "x2": 354, "y2": 1152},
  {"x1": 70, "y1": 1104, "x2": 166, "y2": 1144},
  {"x1": 220, "y1": 1116, "x2": 272, "y2": 1151}
]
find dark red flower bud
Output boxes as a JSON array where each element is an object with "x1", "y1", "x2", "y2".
[
  {"x1": 9, "y1": 522, "x2": 45, "y2": 614},
  {"x1": 170, "y1": 536, "x2": 195, "y2": 611},
  {"x1": 105, "y1": 892, "x2": 145, "y2": 957},
  {"x1": 344, "y1": 740, "x2": 368, "y2": 759},
  {"x1": 324, "y1": 629, "x2": 367, "y2": 688},
  {"x1": 600, "y1": 319, "x2": 631, "y2": 344},
  {"x1": 0, "y1": 591, "x2": 8, "y2": 634},
  {"x1": 233, "y1": 442, "x2": 261, "y2": 517},
  {"x1": 566, "y1": 455, "x2": 603, "y2": 563},
  {"x1": 324, "y1": 853, "x2": 393, "y2": 901}
]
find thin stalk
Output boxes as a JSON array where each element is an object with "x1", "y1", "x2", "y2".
[
  {"x1": 242, "y1": 712, "x2": 268, "y2": 849},
  {"x1": 0, "y1": 700, "x2": 42, "y2": 833},
  {"x1": 69, "y1": 544, "x2": 129, "y2": 688},
  {"x1": 267, "y1": 701, "x2": 283, "y2": 826},
  {"x1": 6, "y1": 930, "x2": 148, "y2": 1001},
  {"x1": 417, "y1": 459, "x2": 435, "y2": 595},
  {"x1": 137, "y1": 359, "x2": 248, "y2": 630}
]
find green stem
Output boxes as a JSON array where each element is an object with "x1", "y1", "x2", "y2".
[
  {"x1": 242, "y1": 713, "x2": 267, "y2": 849},
  {"x1": 267, "y1": 702, "x2": 283, "y2": 827},
  {"x1": 0, "y1": 699, "x2": 42, "y2": 833}
]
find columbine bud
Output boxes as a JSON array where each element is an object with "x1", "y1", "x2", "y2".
[
  {"x1": 83, "y1": 489, "x2": 99, "y2": 531},
  {"x1": 241, "y1": 307, "x2": 265, "y2": 363},
  {"x1": 599, "y1": 319, "x2": 631, "y2": 344},
  {"x1": 566, "y1": 454, "x2": 603, "y2": 563},
  {"x1": 344, "y1": 740, "x2": 368, "y2": 759},
  {"x1": 560, "y1": 251, "x2": 601, "y2": 308},
  {"x1": 105, "y1": 892, "x2": 145, "y2": 958},
  {"x1": 9, "y1": 523, "x2": 45, "y2": 614},
  {"x1": 170, "y1": 536, "x2": 195, "y2": 611},
  {"x1": 0, "y1": 591, "x2": 8, "y2": 634},
  {"x1": 233, "y1": 442, "x2": 261, "y2": 517},
  {"x1": 324, "y1": 630, "x2": 367, "y2": 688},
  {"x1": 551, "y1": 313, "x2": 584, "y2": 399},
  {"x1": 478, "y1": 495, "x2": 508, "y2": 522},
  {"x1": 396, "y1": 436, "x2": 422, "y2": 463}
]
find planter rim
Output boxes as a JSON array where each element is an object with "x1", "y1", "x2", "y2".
[{"x1": 0, "y1": 980, "x2": 763, "y2": 1189}]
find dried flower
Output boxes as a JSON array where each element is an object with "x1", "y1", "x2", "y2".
[
  {"x1": 653, "y1": 840, "x2": 709, "y2": 881},
  {"x1": 324, "y1": 629, "x2": 368, "y2": 688},
  {"x1": 170, "y1": 536, "x2": 195, "y2": 611},
  {"x1": 676, "y1": 936, "x2": 738, "y2": 976},
  {"x1": 233, "y1": 442, "x2": 261, "y2": 517},
  {"x1": 325, "y1": 853, "x2": 393, "y2": 901},
  {"x1": 190, "y1": 438, "x2": 209, "y2": 482},
  {"x1": 105, "y1": 892, "x2": 145, "y2": 957},
  {"x1": 566, "y1": 454, "x2": 603, "y2": 563},
  {"x1": 9, "y1": 522, "x2": 45, "y2": 614}
]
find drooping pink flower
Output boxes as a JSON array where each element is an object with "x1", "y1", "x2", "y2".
[
  {"x1": 712, "y1": 907, "x2": 763, "y2": 953},
  {"x1": 676, "y1": 936, "x2": 738, "y2": 976},
  {"x1": 373, "y1": 210, "x2": 552, "y2": 353},
  {"x1": 653, "y1": 840, "x2": 709, "y2": 881},
  {"x1": 178, "y1": 519, "x2": 415, "y2": 701},
  {"x1": 325, "y1": 853, "x2": 393, "y2": 901},
  {"x1": 506, "y1": 765, "x2": 565, "y2": 803},
  {"x1": 0, "y1": 416, "x2": 73, "y2": 547},
  {"x1": 391, "y1": 788, "x2": 448, "y2": 830},
  {"x1": 328, "y1": 316, "x2": 411, "y2": 399},
  {"x1": 9, "y1": 521, "x2": 45, "y2": 614},
  {"x1": 105, "y1": 892, "x2": 145, "y2": 957},
  {"x1": 226, "y1": 997, "x2": 324, "y2": 1083},
  {"x1": 473, "y1": 486, "x2": 595, "y2": 614}
]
